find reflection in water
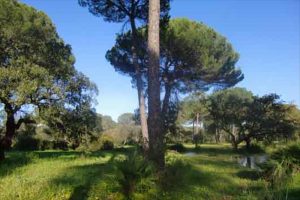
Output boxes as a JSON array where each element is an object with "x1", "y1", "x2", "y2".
[
  {"x1": 237, "y1": 155, "x2": 268, "y2": 170},
  {"x1": 184, "y1": 152, "x2": 197, "y2": 157}
]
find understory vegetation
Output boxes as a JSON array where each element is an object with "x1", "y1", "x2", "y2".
[{"x1": 0, "y1": 144, "x2": 299, "y2": 200}]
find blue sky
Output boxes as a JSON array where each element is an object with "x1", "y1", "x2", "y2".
[{"x1": 21, "y1": 0, "x2": 300, "y2": 121}]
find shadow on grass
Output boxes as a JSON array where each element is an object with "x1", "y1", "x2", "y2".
[
  {"x1": 236, "y1": 169, "x2": 261, "y2": 180},
  {"x1": 184, "y1": 145, "x2": 235, "y2": 156},
  {"x1": 159, "y1": 159, "x2": 254, "y2": 199},
  {"x1": 0, "y1": 151, "x2": 35, "y2": 178},
  {"x1": 289, "y1": 188, "x2": 300, "y2": 200},
  {"x1": 50, "y1": 152, "x2": 119, "y2": 200},
  {"x1": 184, "y1": 144, "x2": 265, "y2": 156},
  {"x1": 35, "y1": 146, "x2": 134, "y2": 160}
]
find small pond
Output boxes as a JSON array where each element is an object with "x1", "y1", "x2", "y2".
[
  {"x1": 237, "y1": 154, "x2": 268, "y2": 170},
  {"x1": 184, "y1": 152, "x2": 197, "y2": 157}
]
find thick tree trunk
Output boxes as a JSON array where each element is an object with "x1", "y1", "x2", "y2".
[
  {"x1": 130, "y1": 19, "x2": 149, "y2": 151},
  {"x1": 196, "y1": 113, "x2": 199, "y2": 135},
  {"x1": 147, "y1": 0, "x2": 164, "y2": 169},
  {"x1": 245, "y1": 138, "x2": 251, "y2": 149},
  {"x1": 192, "y1": 120, "x2": 195, "y2": 141},
  {"x1": 215, "y1": 128, "x2": 220, "y2": 143},
  {"x1": 232, "y1": 140, "x2": 238, "y2": 150},
  {"x1": 0, "y1": 104, "x2": 16, "y2": 161}
]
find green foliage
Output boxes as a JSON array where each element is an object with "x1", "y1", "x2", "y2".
[
  {"x1": 100, "y1": 136, "x2": 114, "y2": 150},
  {"x1": 260, "y1": 143, "x2": 300, "y2": 199},
  {"x1": 102, "y1": 124, "x2": 141, "y2": 146},
  {"x1": 107, "y1": 18, "x2": 244, "y2": 142},
  {"x1": 79, "y1": 0, "x2": 170, "y2": 24},
  {"x1": 115, "y1": 151, "x2": 154, "y2": 199},
  {"x1": 207, "y1": 88, "x2": 296, "y2": 149},
  {"x1": 99, "y1": 114, "x2": 117, "y2": 131},
  {"x1": 0, "y1": 0, "x2": 98, "y2": 158},
  {"x1": 0, "y1": 0, "x2": 76, "y2": 107},
  {"x1": 107, "y1": 18, "x2": 243, "y2": 93},
  {"x1": 117, "y1": 113, "x2": 135, "y2": 125},
  {"x1": 14, "y1": 135, "x2": 42, "y2": 151}
]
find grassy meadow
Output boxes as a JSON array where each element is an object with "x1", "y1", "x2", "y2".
[{"x1": 0, "y1": 144, "x2": 299, "y2": 200}]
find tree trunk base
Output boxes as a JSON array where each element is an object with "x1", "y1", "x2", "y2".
[{"x1": 246, "y1": 139, "x2": 251, "y2": 149}]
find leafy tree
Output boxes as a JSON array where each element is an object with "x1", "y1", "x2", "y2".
[
  {"x1": 100, "y1": 114, "x2": 117, "y2": 131},
  {"x1": 107, "y1": 18, "x2": 244, "y2": 126},
  {"x1": 178, "y1": 92, "x2": 208, "y2": 147},
  {"x1": 208, "y1": 87, "x2": 253, "y2": 149},
  {"x1": 242, "y1": 94, "x2": 295, "y2": 146},
  {"x1": 208, "y1": 89, "x2": 295, "y2": 149},
  {"x1": 118, "y1": 113, "x2": 135, "y2": 125},
  {"x1": 107, "y1": 18, "x2": 244, "y2": 158},
  {"x1": 283, "y1": 104, "x2": 300, "y2": 140},
  {"x1": 79, "y1": 0, "x2": 171, "y2": 151},
  {"x1": 40, "y1": 103, "x2": 100, "y2": 149},
  {"x1": 0, "y1": 0, "x2": 97, "y2": 160}
]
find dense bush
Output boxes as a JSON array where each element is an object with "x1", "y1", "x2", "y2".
[
  {"x1": 100, "y1": 138, "x2": 114, "y2": 150},
  {"x1": 53, "y1": 139, "x2": 68, "y2": 150},
  {"x1": 14, "y1": 135, "x2": 41, "y2": 151},
  {"x1": 15, "y1": 135, "x2": 68, "y2": 151},
  {"x1": 260, "y1": 143, "x2": 300, "y2": 199}
]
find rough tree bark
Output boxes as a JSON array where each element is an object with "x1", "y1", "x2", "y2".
[
  {"x1": 245, "y1": 137, "x2": 251, "y2": 149},
  {"x1": 147, "y1": 0, "x2": 164, "y2": 169},
  {"x1": 215, "y1": 128, "x2": 220, "y2": 143},
  {"x1": 130, "y1": 18, "x2": 149, "y2": 151}
]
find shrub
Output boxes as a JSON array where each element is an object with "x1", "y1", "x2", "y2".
[
  {"x1": 100, "y1": 135, "x2": 114, "y2": 150},
  {"x1": 115, "y1": 151, "x2": 154, "y2": 198},
  {"x1": 53, "y1": 139, "x2": 68, "y2": 150},
  {"x1": 101, "y1": 140, "x2": 114, "y2": 150},
  {"x1": 40, "y1": 140, "x2": 54, "y2": 150},
  {"x1": 260, "y1": 143, "x2": 300, "y2": 199},
  {"x1": 168, "y1": 143, "x2": 186, "y2": 153},
  {"x1": 14, "y1": 135, "x2": 42, "y2": 151}
]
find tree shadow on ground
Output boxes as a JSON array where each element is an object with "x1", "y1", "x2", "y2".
[
  {"x1": 35, "y1": 146, "x2": 134, "y2": 160},
  {"x1": 50, "y1": 152, "x2": 118, "y2": 200},
  {"x1": 236, "y1": 169, "x2": 261, "y2": 180},
  {"x1": 0, "y1": 151, "x2": 34, "y2": 178},
  {"x1": 184, "y1": 144, "x2": 265, "y2": 156},
  {"x1": 158, "y1": 159, "x2": 258, "y2": 200},
  {"x1": 185, "y1": 145, "x2": 235, "y2": 156}
]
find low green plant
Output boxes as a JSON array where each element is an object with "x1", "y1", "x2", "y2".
[
  {"x1": 115, "y1": 150, "x2": 154, "y2": 199},
  {"x1": 260, "y1": 143, "x2": 300, "y2": 199}
]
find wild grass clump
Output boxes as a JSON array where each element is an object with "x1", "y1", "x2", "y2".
[{"x1": 260, "y1": 143, "x2": 300, "y2": 199}]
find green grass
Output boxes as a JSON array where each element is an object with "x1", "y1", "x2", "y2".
[{"x1": 0, "y1": 144, "x2": 299, "y2": 200}]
